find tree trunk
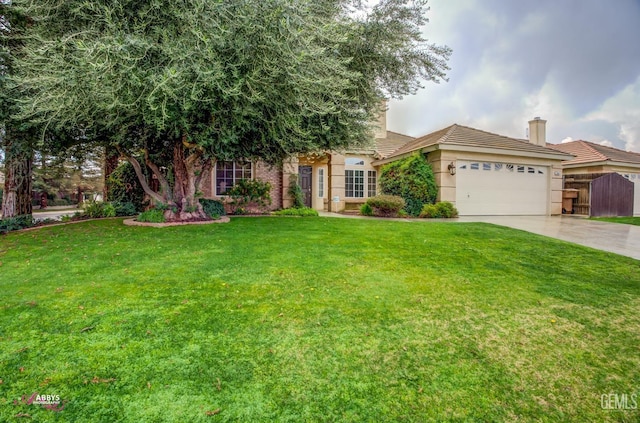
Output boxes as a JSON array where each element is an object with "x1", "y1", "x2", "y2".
[
  {"x1": 165, "y1": 138, "x2": 209, "y2": 221},
  {"x1": 2, "y1": 130, "x2": 33, "y2": 218},
  {"x1": 103, "y1": 145, "x2": 120, "y2": 201}
]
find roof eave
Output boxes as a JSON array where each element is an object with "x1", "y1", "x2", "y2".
[{"x1": 562, "y1": 160, "x2": 640, "y2": 170}]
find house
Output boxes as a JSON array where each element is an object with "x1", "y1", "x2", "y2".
[
  {"x1": 547, "y1": 140, "x2": 640, "y2": 216},
  {"x1": 200, "y1": 113, "x2": 573, "y2": 216}
]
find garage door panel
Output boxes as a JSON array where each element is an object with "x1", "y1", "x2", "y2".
[{"x1": 456, "y1": 161, "x2": 548, "y2": 215}]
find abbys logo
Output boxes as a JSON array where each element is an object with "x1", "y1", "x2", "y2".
[{"x1": 14, "y1": 392, "x2": 66, "y2": 412}]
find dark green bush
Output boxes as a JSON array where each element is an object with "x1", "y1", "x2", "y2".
[
  {"x1": 272, "y1": 207, "x2": 319, "y2": 217},
  {"x1": 365, "y1": 195, "x2": 405, "y2": 217},
  {"x1": 0, "y1": 215, "x2": 34, "y2": 234},
  {"x1": 199, "y1": 199, "x2": 226, "y2": 219},
  {"x1": 225, "y1": 179, "x2": 271, "y2": 214},
  {"x1": 137, "y1": 209, "x2": 166, "y2": 223},
  {"x1": 106, "y1": 162, "x2": 148, "y2": 212},
  {"x1": 379, "y1": 153, "x2": 438, "y2": 216},
  {"x1": 360, "y1": 203, "x2": 373, "y2": 216},
  {"x1": 288, "y1": 174, "x2": 305, "y2": 209},
  {"x1": 111, "y1": 201, "x2": 137, "y2": 216},
  {"x1": 420, "y1": 201, "x2": 459, "y2": 218}
]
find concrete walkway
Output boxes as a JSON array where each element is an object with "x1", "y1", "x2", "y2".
[{"x1": 318, "y1": 211, "x2": 640, "y2": 261}]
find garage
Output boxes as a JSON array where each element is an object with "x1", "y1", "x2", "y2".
[{"x1": 456, "y1": 160, "x2": 549, "y2": 215}]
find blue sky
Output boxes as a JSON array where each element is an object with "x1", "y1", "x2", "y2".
[{"x1": 387, "y1": 0, "x2": 640, "y2": 151}]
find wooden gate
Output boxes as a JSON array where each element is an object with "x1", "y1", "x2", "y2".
[
  {"x1": 564, "y1": 173, "x2": 634, "y2": 217},
  {"x1": 591, "y1": 173, "x2": 634, "y2": 217}
]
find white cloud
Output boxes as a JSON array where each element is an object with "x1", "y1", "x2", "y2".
[
  {"x1": 561, "y1": 137, "x2": 573, "y2": 144},
  {"x1": 599, "y1": 140, "x2": 613, "y2": 147},
  {"x1": 584, "y1": 76, "x2": 640, "y2": 152}
]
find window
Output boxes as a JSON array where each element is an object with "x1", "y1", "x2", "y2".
[
  {"x1": 215, "y1": 161, "x2": 252, "y2": 195},
  {"x1": 528, "y1": 167, "x2": 535, "y2": 174},
  {"x1": 318, "y1": 168, "x2": 324, "y2": 197},
  {"x1": 345, "y1": 158, "x2": 365, "y2": 166},
  {"x1": 345, "y1": 170, "x2": 364, "y2": 198},
  {"x1": 367, "y1": 171, "x2": 377, "y2": 197},
  {"x1": 494, "y1": 163, "x2": 503, "y2": 171},
  {"x1": 506, "y1": 164, "x2": 514, "y2": 172},
  {"x1": 517, "y1": 165, "x2": 525, "y2": 173},
  {"x1": 470, "y1": 163, "x2": 479, "y2": 170},
  {"x1": 483, "y1": 162, "x2": 491, "y2": 171}
]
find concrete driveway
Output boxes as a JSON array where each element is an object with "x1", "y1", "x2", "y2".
[{"x1": 456, "y1": 215, "x2": 640, "y2": 261}]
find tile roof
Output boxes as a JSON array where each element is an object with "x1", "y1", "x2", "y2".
[
  {"x1": 374, "y1": 131, "x2": 415, "y2": 158},
  {"x1": 385, "y1": 124, "x2": 569, "y2": 159},
  {"x1": 547, "y1": 140, "x2": 640, "y2": 165}
]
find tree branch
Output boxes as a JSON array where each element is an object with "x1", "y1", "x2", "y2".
[
  {"x1": 116, "y1": 146, "x2": 165, "y2": 205},
  {"x1": 143, "y1": 148, "x2": 172, "y2": 199}
]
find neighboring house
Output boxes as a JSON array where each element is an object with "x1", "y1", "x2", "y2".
[
  {"x1": 547, "y1": 140, "x2": 640, "y2": 216},
  {"x1": 199, "y1": 114, "x2": 573, "y2": 216}
]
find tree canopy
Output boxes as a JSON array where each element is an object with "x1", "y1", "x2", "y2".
[{"x1": 9, "y1": 0, "x2": 450, "y2": 220}]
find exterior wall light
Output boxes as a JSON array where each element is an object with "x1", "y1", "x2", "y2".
[{"x1": 448, "y1": 162, "x2": 456, "y2": 175}]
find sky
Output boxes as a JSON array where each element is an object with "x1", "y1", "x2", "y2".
[{"x1": 386, "y1": 0, "x2": 640, "y2": 152}]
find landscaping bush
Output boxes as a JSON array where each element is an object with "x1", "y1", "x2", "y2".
[
  {"x1": 106, "y1": 162, "x2": 148, "y2": 212},
  {"x1": 225, "y1": 179, "x2": 271, "y2": 214},
  {"x1": 360, "y1": 203, "x2": 373, "y2": 216},
  {"x1": 379, "y1": 153, "x2": 438, "y2": 216},
  {"x1": 272, "y1": 207, "x2": 319, "y2": 217},
  {"x1": 137, "y1": 209, "x2": 166, "y2": 223},
  {"x1": 365, "y1": 195, "x2": 405, "y2": 217},
  {"x1": 50, "y1": 198, "x2": 74, "y2": 206},
  {"x1": 83, "y1": 201, "x2": 107, "y2": 218},
  {"x1": 420, "y1": 201, "x2": 459, "y2": 218},
  {"x1": 0, "y1": 215, "x2": 34, "y2": 234},
  {"x1": 288, "y1": 174, "x2": 305, "y2": 209},
  {"x1": 111, "y1": 201, "x2": 137, "y2": 216},
  {"x1": 199, "y1": 199, "x2": 226, "y2": 219}
]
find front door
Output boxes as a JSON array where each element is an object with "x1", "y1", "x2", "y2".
[{"x1": 299, "y1": 166, "x2": 312, "y2": 208}]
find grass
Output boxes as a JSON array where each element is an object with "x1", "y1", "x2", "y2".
[
  {"x1": 591, "y1": 216, "x2": 640, "y2": 226},
  {"x1": 0, "y1": 217, "x2": 639, "y2": 422}
]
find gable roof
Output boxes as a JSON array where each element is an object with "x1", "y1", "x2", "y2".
[
  {"x1": 546, "y1": 140, "x2": 640, "y2": 166},
  {"x1": 380, "y1": 124, "x2": 572, "y2": 162},
  {"x1": 374, "y1": 130, "x2": 415, "y2": 158}
]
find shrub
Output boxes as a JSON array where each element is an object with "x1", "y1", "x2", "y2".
[
  {"x1": 379, "y1": 153, "x2": 438, "y2": 216},
  {"x1": 397, "y1": 210, "x2": 409, "y2": 218},
  {"x1": 106, "y1": 162, "x2": 148, "y2": 212},
  {"x1": 360, "y1": 203, "x2": 373, "y2": 216},
  {"x1": 199, "y1": 199, "x2": 226, "y2": 219},
  {"x1": 111, "y1": 201, "x2": 137, "y2": 216},
  {"x1": 103, "y1": 203, "x2": 117, "y2": 218},
  {"x1": 288, "y1": 174, "x2": 305, "y2": 209},
  {"x1": 420, "y1": 201, "x2": 459, "y2": 218},
  {"x1": 83, "y1": 201, "x2": 106, "y2": 218},
  {"x1": 0, "y1": 215, "x2": 34, "y2": 234},
  {"x1": 225, "y1": 179, "x2": 271, "y2": 214},
  {"x1": 272, "y1": 207, "x2": 319, "y2": 217},
  {"x1": 137, "y1": 209, "x2": 166, "y2": 223},
  {"x1": 365, "y1": 195, "x2": 405, "y2": 217}
]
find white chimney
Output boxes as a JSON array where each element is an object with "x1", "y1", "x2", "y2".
[{"x1": 528, "y1": 117, "x2": 547, "y2": 146}]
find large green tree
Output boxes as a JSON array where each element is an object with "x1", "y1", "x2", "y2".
[{"x1": 12, "y1": 0, "x2": 450, "y2": 221}]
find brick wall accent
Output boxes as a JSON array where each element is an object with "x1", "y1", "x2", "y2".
[
  {"x1": 200, "y1": 160, "x2": 282, "y2": 211},
  {"x1": 255, "y1": 162, "x2": 283, "y2": 210}
]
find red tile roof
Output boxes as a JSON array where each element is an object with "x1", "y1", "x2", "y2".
[
  {"x1": 384, "y1": 124, "x2": 570, "y2": 159},
  {"x1": 547, "y1": 140, "x2": 640, "y2": 165}
]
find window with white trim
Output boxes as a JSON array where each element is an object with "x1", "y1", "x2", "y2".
[
  {"x1": 345, "y1": 170, "x2": 365, "y2": 198},
  {"x1": 367, "y1": 171, "x2": 377, "y2": 197},
  {"x1": 318, "y1": 168, "x2": 324, "y2": 197},
  {"x1": 215, "y1": 161, "x2": 252, "y2": 195}
]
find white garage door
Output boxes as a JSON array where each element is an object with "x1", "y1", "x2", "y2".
[
  {"x1": 620, "y1": 173, "x2": 640, "y2": 216},
  {"x1": 456, "y1": 161, "x2": 549, "y2": 215}
]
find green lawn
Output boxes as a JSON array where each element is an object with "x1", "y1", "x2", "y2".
[
  {"x1": 591, "y1": 216, "x2": 640, "y2": 226},
  {"x1": 1, "y1": 218, "x2": 639, "y2": 422}
]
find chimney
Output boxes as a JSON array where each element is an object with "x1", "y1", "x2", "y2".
[
  {"x1": 373, "y1": 100, "x2": 388, "y2": 139},
  {"x1": 528, "y1": 117, "x2": 547, "y2": 146}
]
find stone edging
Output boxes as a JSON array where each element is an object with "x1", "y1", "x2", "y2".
[{"x1": 123, "y1": 216, "x2": 230, "y2": 227}]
